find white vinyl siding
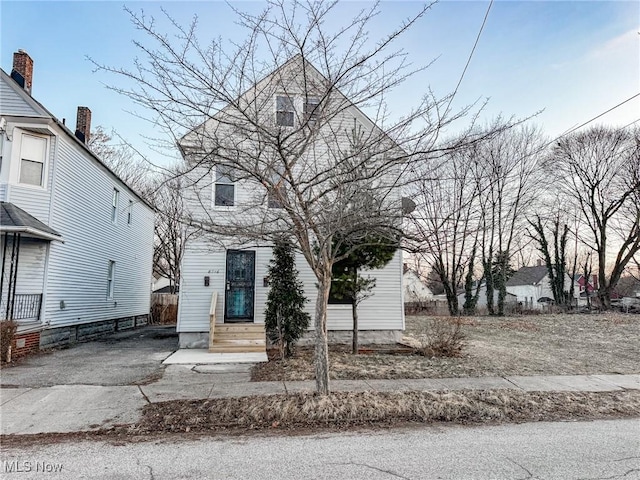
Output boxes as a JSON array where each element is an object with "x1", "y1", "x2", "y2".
[
  {"x1": 177, "y1": 58, "x2": 404, "y2": 334},
  {"x1": 0, "y1": 74, "x2": 40, "y2": 116},
  {"x1": 43, "y1": 136, "x2": 154, "y2": 328},
  {"x1": 1, "y1": 72, "x2": 154, "y2": 329},
  {"x1": 177, "y1": 238, "x2": 404, "y2": 333}
]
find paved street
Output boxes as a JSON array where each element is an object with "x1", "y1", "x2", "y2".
[{"x1": 1, "y1": 419, "x2": 639, "y2": 479}]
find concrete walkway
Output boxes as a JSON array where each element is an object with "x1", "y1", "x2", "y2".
[{"x1": 1, "y1": 364, "x2": 638, "y2": 435}]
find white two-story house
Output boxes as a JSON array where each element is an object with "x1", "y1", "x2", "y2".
[
  {"x1": 176, "y1": 56, "x2": 405, "y2": 352},
  {"x1": 0, "y1": 50, "x2": 154, "y2": 356}
]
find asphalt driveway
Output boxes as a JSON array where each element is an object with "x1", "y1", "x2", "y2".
[{"x1": 0, "y1": 326, "x2": 177, "y2": 387}]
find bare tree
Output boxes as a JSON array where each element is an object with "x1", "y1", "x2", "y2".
[
  {"x1": 151, "y1": 174, "x2": 198, "y2": 294},
  {"x1": 407, "y1": 144, "x2": 483, "y2": 315},
  {"x1": 90, "y1": 127, "x2": 194, "y2": 292},
  {"x1": 528, "y1": 214, "x2": 570, "y2": 308},
  {"x1": 549, "y1": 126, "x2": 640, "y2": 309},
  {"x1": 476, "y1": 125, "x2": 545, "y2": 315},
  {"x1": 88, "y1": 126, "x2": 153, "y2": 196},
  {"x1": 92, "y1": 1, "x2": 501, "y2": 394}
]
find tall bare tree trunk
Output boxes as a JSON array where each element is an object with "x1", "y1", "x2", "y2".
[{"x1": 314, "y1": 271, "x2": 331, "y2": 395}]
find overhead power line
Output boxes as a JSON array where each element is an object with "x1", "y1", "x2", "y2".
[
  {"x1": 445, "y1": 0, "x2": 494, "y2": 115},
  {"x1": 558, "y1": 92, "x2": 640, "y2": 139}
]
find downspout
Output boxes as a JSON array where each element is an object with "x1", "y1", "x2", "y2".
[{"x1": 0, "y1": 232, "x2": 7, "y2": 312}]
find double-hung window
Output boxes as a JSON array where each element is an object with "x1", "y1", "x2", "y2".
[
  {"x1": 275, "y1": 96, "x2": 294, "y2": 127},
  {"x1": 111, "y1": 189, "x2": 119, "y2": 223},
  {"x1": 214, "y1": 165, "x2": 235, "y2": 206},
  {"x1": 127, "y1": 200, "x2": 133, "y2": 224},
  {"x1": 107, "y1": 261, "x2": 116, "y2": 299},
  {"x1": 267, "y1": 167, "x2": 285, "y2": 209},
  {"x1": 303, "y1": 97, "x2": 320, "y2": 125},
  {"x1": 19, "y1": 134, "x2": 47, "y2": 187}
]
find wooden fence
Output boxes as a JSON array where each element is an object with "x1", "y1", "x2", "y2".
[{"x1": 150, "y1": 293, "x2": 178, "y2": 324}]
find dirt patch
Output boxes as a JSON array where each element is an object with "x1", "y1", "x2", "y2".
[{"x1": 253, "y1": 313, "x2": 639, "y2": 381}]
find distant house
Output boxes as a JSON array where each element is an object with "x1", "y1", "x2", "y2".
[
  {"x1": 0, "y1": 50, "x2": 154, "y2": 356},
  {"x1": 506, "y1": 264, "x2": 575, "y2": 309},
  {"x1": 506, "y1": 265, "x2": 553, "y2": 309},
  {"x1": 456, "y1": 282, "x2": 517, "y2": 311},
  {"x1": 403, "y1": 265, "x2": 433, "y2": 304},
  {"x1": 152, "y1": 273, "x2": 178, "y2": 294},
  {"x1": 573, "y1": 273, "x2": 598, "y2": 306}
]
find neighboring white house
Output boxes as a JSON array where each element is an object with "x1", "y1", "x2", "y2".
[
  {"x1": 456, "y1": 282, "x2": 517, "y2": 311},
  {"x1": 506, "y1": 264, "x2": 578, "y2": 309},
  {"x1": 0, "y1": 50, "x2": 154, "y2": 355},
  {"x1": 403, "y1": 266, "x2": 433, "y2": 304},
  {"x1": 176, "y1": 56, "x2": 405, "y2": 350}
]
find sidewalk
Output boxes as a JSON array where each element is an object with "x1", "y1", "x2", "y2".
[{"x1": 1, "y1": 364, "x2": 638, "y2": 436}]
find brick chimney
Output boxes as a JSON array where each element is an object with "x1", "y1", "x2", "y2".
[
  {"x1": 12, "y1": 49, "x2": 34, "y2": 94},
  {"x1": 75, "y1": 106, "x2": 91, "y2": 144}
]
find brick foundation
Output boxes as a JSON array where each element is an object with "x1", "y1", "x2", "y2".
[{"x1": 12, "y1": 331, "x2": 40, "y2": 358}]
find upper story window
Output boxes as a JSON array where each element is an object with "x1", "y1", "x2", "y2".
[
  {"x1": 303, "y1": 97, "x2": 320, "y2": 125},
  {"x1": 275, "y1": 95, "x2": 294, "y2": 127},
  {"x1": 112, "y1": 188, "x2": 119, "y2": 223},
  {"x1": 214, "y1": 165, "x2": 235, "y2": 206},
  {"x1": 19, "y1": 134, "x2": 47, "y2": 187},
  {"x1": 267, "y1": 185, "x2": 284, "y2": 209},
  {"x1": 127, "y1": 200, "x2": 133, "y2": 225}
]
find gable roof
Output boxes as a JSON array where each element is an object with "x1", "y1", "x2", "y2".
[
  {"x1": 0, "y1": 202, "x2": 63, "y2": 241},
  {"x1": 0, "y1": 69, "x2": 153, "y2": 210},
  {"x1": 180, "y1": 54, "x2": 403, "y2": 154},
  {"x1": 506, "y1": 265, "x2": 549, "y2": 286}
]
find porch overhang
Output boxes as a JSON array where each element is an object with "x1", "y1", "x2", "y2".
[{"x1": 0, "y1": 202, "x2": 63, "y2": 242}]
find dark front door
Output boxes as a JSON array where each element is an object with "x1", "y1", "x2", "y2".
[{"x1": 225, "y1": 250, "x2": 256, "y2": 322}]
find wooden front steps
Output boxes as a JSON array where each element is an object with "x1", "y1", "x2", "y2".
[
  {"x1": 207, "y1": 292, "x2": 266, "y2": 354},
  {"x1": 209, "y1": 323, "x2": 267, "y2": 354}
]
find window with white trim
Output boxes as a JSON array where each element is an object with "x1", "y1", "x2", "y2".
[
  {"x1": 303, "y1": 97, "x2": 320, "y2": 125},
  {"x1": 267, "y1": 167, "x2": 285, "y2": 209},
  {"x1": 214, "y1": 165, "x2": 235, "y2": 206},
  {"x1": 107, "y1": 261, "x2": 116, "y2": 299},
  {"x1": 275, "y1": 95, "x2": 294, "y2": 126},
  {"x1": 111, "y1": 189, "x2": 119, "y2": 223},
  {"x1": 19, "y1": 134, "x2": 47, "y2": 186},
  {"x1": 127, "y1": 200, "x2": 133, "y2": 224}
]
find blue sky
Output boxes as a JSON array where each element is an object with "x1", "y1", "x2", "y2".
[{"x1": 1, "y1": 1, "x2": 638, "y2": 165}]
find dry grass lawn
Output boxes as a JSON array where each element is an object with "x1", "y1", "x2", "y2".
[
  {"x1": 128, "y1": 389, "x2": 640, "y2": 434},
  {"x1": 252, "y1": 313, "x2": 639, "y2": 381}
]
